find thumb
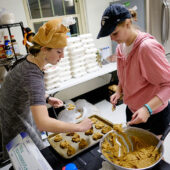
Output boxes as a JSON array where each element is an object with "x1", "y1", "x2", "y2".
[
  {"x1": 129, "y1": 112, "x2": 139, "y2": 125},
  {"x1": 128, "y1": 113, "x2": 138, "y2": 125},
  {"x1": 131, "y1": 112, "x2": 138, "y2": 120}
]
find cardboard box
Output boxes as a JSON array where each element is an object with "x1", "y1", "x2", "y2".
[{"x1": 6, "y1": 132, "x2": 52, "y2": 170}]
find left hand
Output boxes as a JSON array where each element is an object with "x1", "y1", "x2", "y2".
[
  {"x1": 48, "y1": 97, "x2": 63, "y2": 108},
  {"x1": 128, "y1": 106, "x2": 150, "y2": 125}
]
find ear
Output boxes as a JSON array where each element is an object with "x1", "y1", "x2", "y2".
[
  {"x1": 126, "y1": 19, "x2": 132, "y2": 28},
  {"x1": 41, "y1": 46, "x2": 48, "y2": 52},
  {"x1": 40, "y1": 46, "x2": 48, "y2": 57}
]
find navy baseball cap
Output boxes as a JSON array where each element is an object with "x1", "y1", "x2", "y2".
[{"x1": 97, "y1": 4, "x2": 131, "y2": 39}]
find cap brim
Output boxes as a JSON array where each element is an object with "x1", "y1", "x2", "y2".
[
  {"x1": 97, "y1": 29, "x2": 110, "y2": 39},
  {"x1": 97, "y1": 23, "x2": 116, "y2": 39}
]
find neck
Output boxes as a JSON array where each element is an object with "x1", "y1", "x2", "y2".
[
  {"x1": 125, "y1": 29, "x2": 138, "y2": 46},
  {"x1": 28, "y1": 54, "x2": 45, "y2": 71}
]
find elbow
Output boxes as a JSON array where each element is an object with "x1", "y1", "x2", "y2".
[
  {"x1": 35, "y1": 120, "x2": 47, "y2": 132},
  {"x1": 36, "y1": 124, "x2": 44, "y2": 132},
  {"x1": 37, "y1": 125, "x2": 45, "y2": 132}
]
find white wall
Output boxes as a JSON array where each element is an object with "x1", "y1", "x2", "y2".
[
  {"x1": 85, "y1": 0, "x2": 112, "y2": 54},
  {"x1": 0, "y1": 0, "x2": 28, "y2": 55},
  {"x1": 0, "y1": 0, "x2": 28, "y2": 81}
]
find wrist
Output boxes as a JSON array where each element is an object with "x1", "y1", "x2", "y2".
[
  {"x1": 144, "y1": 104, "x2": 152, "y2": 116},
  {"x1": 46, "y1": 96, "x2": 50, "y2": 103},
  {"x1": 76, "y1": 123, "x2": 83, "y2": 132}
]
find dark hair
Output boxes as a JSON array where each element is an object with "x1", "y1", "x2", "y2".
[
  {"x1": 27, "y1": 32, "x2": 35, "y2": 40},
  {"x1": 29, "y1": 42, "x2": 52, "y2": 56},
  {"x1": 129, "y1": 9, "x2": 137, "y2": 21},
  {"x1": 117, "y1": 9, "x2": 138, "y2": 28},
  {"x1": 24, "y1": 27, "x2": 35, "y2": 41}
]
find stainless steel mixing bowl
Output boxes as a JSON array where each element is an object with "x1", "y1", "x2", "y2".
[{"x1": 99, "y1": 127, "x2": 164, "y2": 170}]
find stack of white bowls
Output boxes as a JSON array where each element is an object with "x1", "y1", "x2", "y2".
[
  {"x1": 57, "y1": 47, "x2": 72, "y2": 82},
  {"x1": 44, "y1": 47, "x2": 73, "y2": 90},
  {"x1": 44, "y1": 34, "x2": 100, "y2": 91},
  {"x1": 67, "y1": 37, "x2": 87, "y2": 78},
  {"x1": 44, "y1": 64, "x2": 61, "y2": 91},
  {"x1": 80, "y1": 34, "x2": 99, "y2": 73}
]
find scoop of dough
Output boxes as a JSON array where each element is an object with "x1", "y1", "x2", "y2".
[
  {"x1": 60, "y1": 140, "x2": 70, "y2": 149},
  {"x1": 67, "y1": 103, "x2": 76, "y2": 110},
  {"x1": 85, "y1": 127, "x2": 93, "y2": 136},
  {"x1": 79, "y1": 138, "x2": 88, "y2": 149},
  {"x1": 72, "y1": 133, "x2": 80, "y2": 143},
  {"x1": 92, "y1": 132, "x2": 103, "y2": 140},
  {"x1": 54, "y1": 134, "x2": 62, "y2": 142},
  {"x1": 67, "y1": 145, "x2": 76, "y2": 156}
]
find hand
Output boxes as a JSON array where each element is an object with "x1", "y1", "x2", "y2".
[
  {"x1": 128, "y1": 106, "x2": 150, "y2": 125},
  {"x1": 107, "y1": 55, "x2": 117, "y2": 62},
  {"x1": 48, "y1": 97, "x2": 63, "y2": 108},
  {"x1": 110, "y1": 92, "x2": 121, "y2": 106},
  {"x1": 78, "y1": 118, "x2": 92, "y2": 132}
]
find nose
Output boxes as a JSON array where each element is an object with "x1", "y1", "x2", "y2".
[{"x1": 60, "y1": 52, "x2": 64, "y2": 58}]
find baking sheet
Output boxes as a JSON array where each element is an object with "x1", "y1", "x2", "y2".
[{"x1": 48, "y1": 114, "x2": 113, "y2": 159}]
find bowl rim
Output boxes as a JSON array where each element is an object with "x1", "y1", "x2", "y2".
[{"x1": 99, "y1": 127, "x2": 164, "y2": 170}]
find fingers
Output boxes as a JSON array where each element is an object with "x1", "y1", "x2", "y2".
[
  {"x1": 53, "y1": 102, "x2": 62, "y2": 108},
  {"x1": 80, "y1": 118, "x2": 92, "y2": 131},
  {"x1": 110, "y1": 94, "x2": 117, "y2": 105},
  {"x1": 57, "y1": 99, "x2": 63, "y2": 105},
  {"x1": 52, "y1": 98, "x2": 63, "y2": 108},
  {"x1": 129, "y1": 112, "x2": 148, "y2": 125},
  {"x1": 128, "y1": 112, "x2": 139, "y2": 125},
  {"x1": 85, "y1": 118, "x2": 93, "y2": 126},
  {"x1": 126, "y1": 121, "x2": 130, "y2": 126},
  {"x1": 131, "y1": 112, "x2": 138, "y2": 120},
  {"x1": 128, "y1": 118, "x2": 139, "y2": 125}
]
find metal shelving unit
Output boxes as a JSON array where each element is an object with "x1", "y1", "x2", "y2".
[{"x1": 0, "y1": 22, "x2": 27, "y2": 70}]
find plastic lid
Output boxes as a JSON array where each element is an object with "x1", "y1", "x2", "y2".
[{"x1": 65, "y1": 163, "x2": 78, "y2": 170}]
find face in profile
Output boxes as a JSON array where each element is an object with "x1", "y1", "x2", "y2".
[
  {"x1": 110, "y1": 22, "x2": 130, "y2": 44},
  {"x1": 45, "y1": 48, "x2": 64, "y2": 65}
]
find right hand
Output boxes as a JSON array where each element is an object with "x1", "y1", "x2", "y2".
[
  {"x1": 107, "y1": 55, "x2": 117, "y2": 62},
  {"x1": 110, "y1": 92, "x2": 121, "y2": 106},
  {"x1": 78, "y1": 118, "x2": 92, "y2": 132}
]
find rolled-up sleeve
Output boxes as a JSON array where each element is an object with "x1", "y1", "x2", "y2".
[{"x1": 139, "y1": 39, "x2": 170, "y2": 104}]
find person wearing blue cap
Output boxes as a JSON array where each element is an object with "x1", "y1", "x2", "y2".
[{"x1": 98, "y1": 4, "x2": 170, "y2": 136}]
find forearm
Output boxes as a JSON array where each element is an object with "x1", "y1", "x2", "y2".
[
  {"x1": 31, "y1": 105, "x2": 80, "y2": 133},
  {"x1": 146, "y1": 96, "x2": 163, "y2": 112},
  {"x1": 40, "y1": 117, "x2": 80, "y2": 133}
]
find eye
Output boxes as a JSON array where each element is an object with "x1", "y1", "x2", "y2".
[
  {"x1": 112, "y1": 32, "x2": 118, "y2": 36},
  {"x1": 57, "y1": 50, "x2": 62, "y2": 54}
]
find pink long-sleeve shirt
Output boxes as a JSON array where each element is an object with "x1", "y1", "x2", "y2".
[{"x1": 116, "y1": 31, "x2": 170, "y2": 114}]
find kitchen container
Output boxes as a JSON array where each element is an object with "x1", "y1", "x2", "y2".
[{"x1": 99, "y1": 127, "x2": 165, "y2": 170}]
